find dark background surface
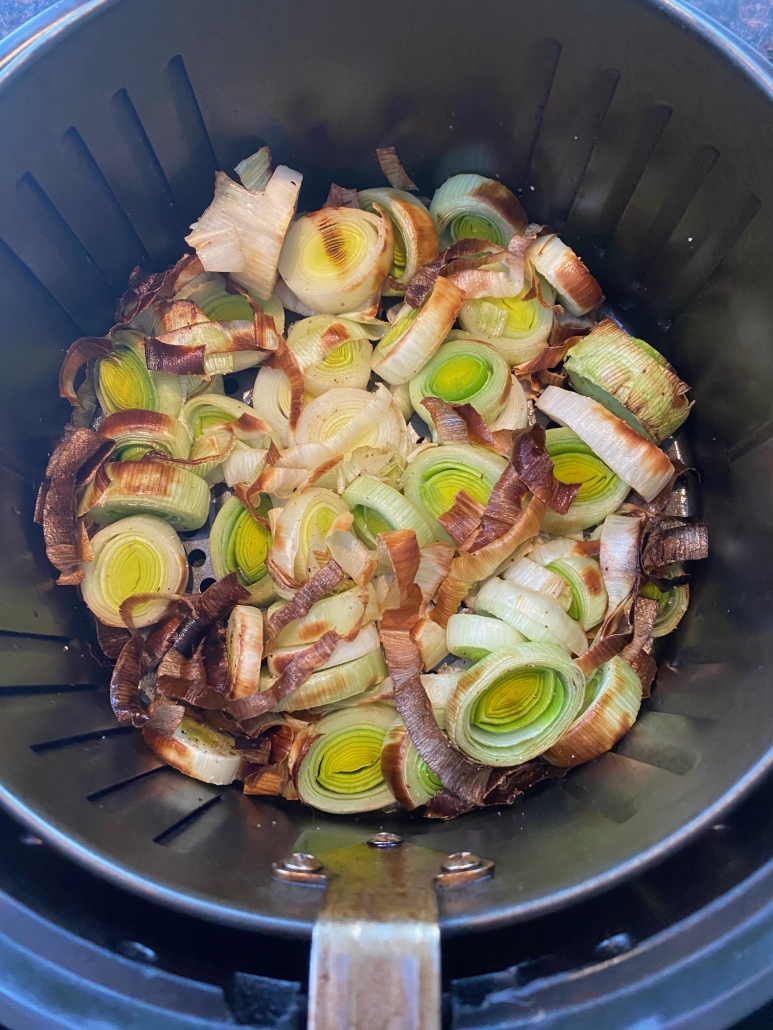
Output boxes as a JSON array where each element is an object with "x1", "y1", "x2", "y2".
[{"x1": 0, "y1": 0, "x2": 772, "y2": 1028}]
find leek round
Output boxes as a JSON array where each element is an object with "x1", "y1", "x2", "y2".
[
  {"x1": 81, "y1": 514, "x2": 187, "y2": 628},
  {"x1": 563, "y1": 320, "x2": 691, "y2": 443},
  {"x1": 289, "y1": 386, "x2": 404, "y2": 467},
  {"x1": 458, "y1": 289, "x2": 554, "y2": 366},
  {"x1": 96, "y1": 331, "x2": 183, "y2": 418},
  {"x1": 542, "y1": 428, "x2": 629, "y2": 534},
  {"x1": 252, "y1": 367, "x2": 292, "y2": 447},
  {"x1": 447, "y1": 613, "x2": 525, "y2": 661},
  {"x1": 227, "y1": 604, "x2": 264, "y2": 698},
  {"x1": 409, "y1": 338, "x2": 511, "y2": 426},
  {"x1": 271, "y1": 583, "x2": 378, "y2": 647},
  {"x1": 268, "y1": 648, "x2": 388, "y2": 712},
  {"x1": 640, "y1": 564, "x2": 690, "y2": 638},
  {"x1": 143, "y1": 716, "x2": 241, "y2": 785},
  {"x1": 210, "y1": 494, "x2": 274, "y2": 603},
  {"x1": 359, "y1": 187, "x2": 439, "y2": 292},
  {"x1": 371, "y1": 277, "x2": 464, "y2": 386},
  {"x1": 546, "y1": 556, "x2": 608, "y2": 631},
  {"x1": 544, "y1": 656, "x2": 642, "y2": 768},
  {"x1": 277, "y1": 205, "x2": 394, "y2": 314},
  {"x1": 268, "y1": 623, "x2": 381, "y2": 677},
  {"x1": 402, "y1": 444, "x2": 507, "y2": 541},
  {"x1": 269, "y1": 487, "x2": 349, "y2": 582},
  {"x1": 527, "y1": 234, "x2": 602, "y2": 316},
  {"x1": 287, "y1": 315, "x2": 378, "y2": 395},
  {"x1": 84, "y1": 460, "x2": 210, "y2": 532},
  {"x1": 446, "y1": 643, "x2": 585, "y2": 766},
  {"x1": 475, "y1": 577, "x2": 588, "y2": 656},
  {"x1": 294, "y1": 703, "x2": 396, "y2": 813},
  {"x1": 175, "y1": 270, "x2": 286, "y2": 332},
  {"x1": 99, "y1": 410, "x2": 191, "y2": 462},
  {"x1": 429, "y1": 173, "x2": 527, "y2": 248},
  {"x1": 381, "y1": 716, "x2": 443, "y2": 809},
  {"x1": 502, "y1": 556, "x2": 572, "y2": 609},
  {"x1": 342, "y1": 477, "x2": 438, "y2": 548}
]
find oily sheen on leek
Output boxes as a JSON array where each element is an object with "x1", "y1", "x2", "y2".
[
  {"x1": 446, "y1": 643, "x2": 585, "y2": 765},
  {"x1": 381, "y1": 716, "x2": 443, "y2": 809},
  {"x1": 447, "y1": 612, "x2": 525, "y2": 660},
  {"x1": 402, "y1": 444, "x2": 507, "y2": 540},
  {"x1": 293, "y1": 703, "x2": 396, "y2": 813},
  {"x1": 536, "y1": 386, "x2": 674, "y2": 503},
  {"x1": 429, "y1": 173, "x2": 528, "y2": 248},
  {"x1": 458, "y1": 287, "x2": 554, "y2": 366},
  {"x1": 277, "y1": 205, "x2": 394, "y2": 315},
  {"x1": 544, "y1": 656, "x2": 642, "y2": 768},
  {"x1": 409, "y1": 338, "x2": 511, "y2": 426},
  {"x1": 342, "y1": 477, "x2": 437, "y2": 548},
  {"x1": 81, "y1": 514, "x2": 187, "y2": 628},
  {"x1": 210, "y1": 495, "x2": 274, "y2": 603},
  {"x1": 359, "y1": 187, "x2": 439, "y2": 292},
  {"x1": 143, "y1": 716, "x2": 241, "y2": 785},
  {"x1": 542, "y1": 428, "x2": 629, "y2": 534}
]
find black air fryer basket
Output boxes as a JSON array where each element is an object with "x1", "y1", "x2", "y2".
[{"x1": 1, "y1": 0, "x2": 773, "y2": 1026}]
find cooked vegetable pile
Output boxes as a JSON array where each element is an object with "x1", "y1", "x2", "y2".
[{"x1": 37, "y1": 145, "x2": 708, "y2": 818}]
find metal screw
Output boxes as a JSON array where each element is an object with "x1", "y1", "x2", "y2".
[
  {"x1": 281, "y1": 852, "x2": 323, "y2": 873},
  {"x1": 441, "y1": 851, "x2": 482, "y2": 873},
  {"x1": 367, "y1": 832, "x2": 403, "y2": 848}
]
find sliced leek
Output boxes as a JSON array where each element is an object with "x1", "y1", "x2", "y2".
[
  {"x1": 99, "y1": 410, "x2": 191, "y2": 462},
  {"x1": 458, "y1": 286, "x2": 554, "y2": 366},
  {"x1": 287, "y1": 315, "x2": 378, "y2": 395},
  {"x1": 447, "y1": 612, "x2": 525, "y2": 660},
  {"x1": 640, "y1": 564, "x2": 690, "y2": 638},
  {"x1": 175, "y1": 270, "x2": 286, "y2": 332},
  {"x1": 271, "y1": 583, "x2": 379, "y2": 648},
  {"x1": 143, "y1": 716, "x2": 241, "y2": 785},
  {"x1": 503, "y1": 557, "x2": 572, "y2": 610},
  {"x1": 546, "y1": 556, "x2": 608, "y2": 631},
  {"x1": 381, "y1": 716, "x2": 443, "y2": 809},
  {"x1": 542, "y1": 428, "x2": 629, "y2": 535},
  {"x1": 269, "y1": 487, "x2": 349, "y2": 582},
  {"x1": 475, "y1": 577, "x2": 588, "y2": 656},
  {"x1": 267, "y1": 623, "x2": 380, "y2": 677},
  {"x1": 96, "y1": 331, "x2": 183, "y2": 418},
  {"x1": 528, "y1": 234, "x2": 602, "y2": 316},
  {"x1": 402, "y1": 444, "x2": 507, "y2": 541},
  {"x1": 251, "y1": 366, "x2": 292, "y2": 447},
  {"x1": 294, "y1": 703, "x2": 396, "y2": 813},
  {"x1": 266, "y1": 648, "x2": 387, "y2": 712},
  {"x1": 83, "y1": 460, "x2": 210, "y2": 532},
  {"x1": 409, "y1": 338, "x2": 511, "y2": 426},
  {"x1": 81, "y1": 514, "x2": 187, "y2": 628},
  {"x1": 446, "y1": 643, "x2": 585, "y2": 765},
  {"x1": 359, "y1": 187, "x2": 439, "y2": 292},
  {"x1": 429, "y1": 173, "x2": 527, "y2": 248},
  {"x1": 227, "y1": 604, "x2": 264, "y2": 698},
  {"x1": 210, "y1": 494, "x2": 274, "y2": 603},
  {"x1": 342, "y1": 477, "x2": 438, "y2": 548}
]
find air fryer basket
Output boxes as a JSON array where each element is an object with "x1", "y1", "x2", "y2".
[{"x1": 0, "y1": 0, "x2": 772, "y2": 939}]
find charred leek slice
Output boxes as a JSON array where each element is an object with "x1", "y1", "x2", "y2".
[
  {"x1": 528, "y1": 234, "x2": 602, "y2": 316},
  {"x1": 429, "y1": 174, "x2": 527, "y2": 248},
  {"x1": 266, "y1": 648, "x2": 387, "y2": 711},
  {"x1": 640, "y1": 564, "x2": 689, "y2": 638},
  {"x1": 402, "y1": 444, "x2": 507, "y2": 541},
  {"x1": 535, "y1": 386, "x2": 674, "y2": 503},
  {"x1": 446, "y1": 643, "x2": 585, "y2": 765},
  {"x1": 143, "y1": 716, "x2": 241, "y2": 785},
  {"x1": 81, "y1": 514, "x2": 187, "y2": 628},
  {"x1": 563, "y1": 320, "x2": 691, "y2": 443},
  {"x1": 84, "y1": 461, "x2": 210, "y2": 531},
  {"x1": 96, "y1": 331, "x2": 183, "y2": 417},
  {"x1": 359, "y1": 187, "x2": 439, "y2": 292},
  {"x1": 447, "y1": 613, "x2": 525, "y2": 660},
  {"x1": 542, "y1": 428, "x2": 629, "y2": 534},
  {"x1": 287, "y1": 315, "x2": 379, "y2": 395},
  {"x1": 268, "y1": 623, "x2": 381, "y2": 676},
  {"x1": 277, "y1": 206, "x2": 394, "y2": 314},
  {"x1": 289, "y1": 386, "x2": 403, "y2": 467},
  {"x1": 269, "y1": 487, "x2": 349, "y2": 582},
  {"x1": 544, "y1": 656, "x2": 642, "y2": 768},
  {"x1": 271, "y1": 583, "x2": 379, "y2": 647},
  {"x1": 251, "y1": 367, "x2": 292, "y2": 447},
  {"x1": 409, "y1": 338, "x2": 511, "y2": 426},
  {"x1": 227, "y1": 604, "x2": 264, "y2": 698},
  {"x1": 342, "y1": 477, "x2": 437, "y2": 548},
  {"x1": 546, "y1": 556, "x2": 608, "y2": 631},
  {"x1": 458, "y1": 288, "x2": 554, "y2": 366},
  {"x1": 381, "y1": 716, "x2": 443, "y2": 809},
  {"x1": 294, "y1": 703, "x2": 396, "y2": 813},
  {"x1": 210, "y1": 495, "x2": 274, "y2": 603},
  {"x1": 370, "y1": 277, "x2": 464, "y2": 385},
  {"x1": 475, "y1": 577, "x2": 588, "y2": 656},
  {"x1": 99, "y1": 410, "x2": 191, "y2": 461}
]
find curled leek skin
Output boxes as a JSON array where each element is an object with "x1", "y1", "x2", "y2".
[
  {"x1": 271, "y1": 583, "x2": 379, "y2": 647},
  {"x1": 294, "y1": 703, "x2": 397, "y2": 813},
  {"x1": 544, "y1": 656, "x2": 642, "y2": 768},
  {"x1": 429, "y1": 173, "x2": 528, "y2": 248},
  {"x1": 381, "y1": 716, "x2": 443, "y2": 809},
  {"x1": 269, "y1": 487, "x2": 349, "y2": 583},
  {"x1": 409, "y1": 338, "x2": 511, "y2": 427},
  {"x1": 265, "y1": 648, "x2": 388, "y2": 711},
  {"x1": 175, "y1": 270, "x2": 286, "y2": 332},
  {"x1": 96, "y1": 330, "x2": 183, "y2": 418},
  {"x1": 251, "y1": 367, "x2": 292, "y2": 447},
  {"x1": 359, "y1": 187, "x2": 439, "y2": 292},
  {"x1": 342, "y1": 477, "x2": 438, "y2": 548},
  {"x1": 183, "y1": 393, "x2": 259, "y2": 439},
  {"x1": 546, "y1": 556, "x2": 608, "y2": 631},
  {"x1": 287, "y1": 315, "x2": 379, "y2": 395},
  {"x1": 81, "y1": 514, "x2": 187, "y2": 628},
  {"x1": 370, "y1": 277, "x2": 464, "y2": 386},
  {"x1": 267, "y1": 624, "x2": 381, "y2": 677},
  {"x1": 447, "y1": 613, "x2": 526, "y2": 661},
  {"x1": 563, "y1": 320, "x2": 691, "y2": 443},
  {"x1": 446, "y1": 643, "x2": 585, "y2": 766},
  {"x1": 475, "y1": 577, "x2": 588, "y2": 656},
  {"x1": 277, "y1": 205, "x2": 394, "y2": 315},
  {"x1": 99, "y1": 410, "x2": 191, "y2": 462},
  {"x1": 143, "y1": 716, "x2": 241, "y2": 785},
  {"x1": 640, "y1": 564, "x2": 690, "y2": 638},
  {"x1": 457, "y1": 286, "x2": 555, "y2": 366},
  {"x1": 292, "y1": 387, "x2": 405, "y2": 461},
  {"x1": 542, "y1": 428, "x2": 629, "y2": 535},
  {"x1": 402, "y1": 444, "x2": 507, "y2": 541},
  {"x1": 83, "y1": 461, "x2": 210, "y2": 532},
  {"x1": 210, "y1": 494, "x2": 274, "y2": 604}
]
